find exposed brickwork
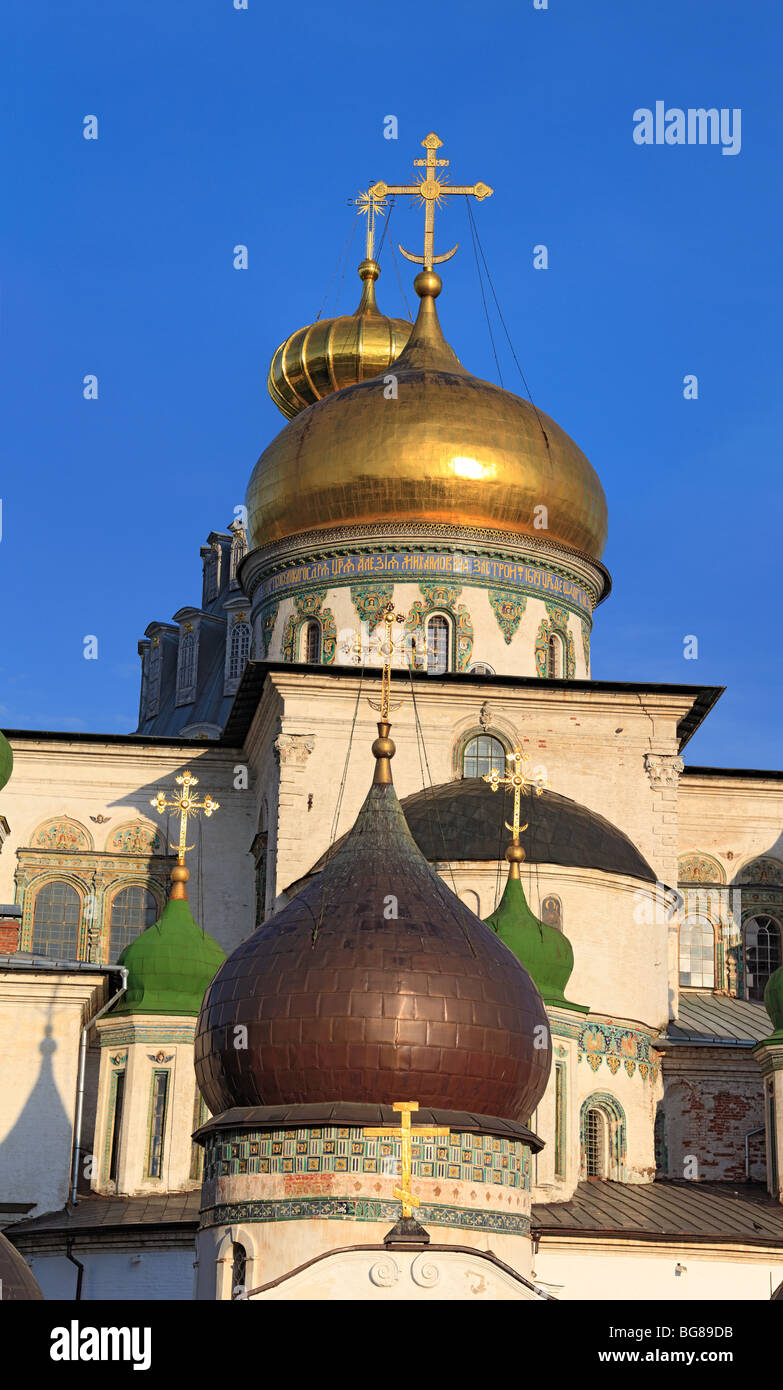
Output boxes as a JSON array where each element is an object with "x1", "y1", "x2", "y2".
[
  {"x1": 661, "y1": 1050, "x2": 765, "y2": 1183},
  {"x1": 0, "y1": 918, "x2": 20, "y2": 954}
]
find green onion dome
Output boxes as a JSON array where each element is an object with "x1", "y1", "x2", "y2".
[
  {"x1": 485, "y1": 876, "x2": 588, "y2": 1014},
  {"x1": 0, "y1": 731, "x2": 13, "y2": 793},
  {"x1": 112, "y1": 876, "x2": 225, "y2": 1017}
]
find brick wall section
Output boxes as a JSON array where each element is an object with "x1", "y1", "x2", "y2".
[
  {"x1": 662, "y1": 1049, "x2": 765, "y2": 1183},
  {"x1": 0, "y1": 917, "x2": 20, "y2": 953}
]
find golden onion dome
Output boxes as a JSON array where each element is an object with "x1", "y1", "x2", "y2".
[
  {"x1": 267, "y1": 258, "x2": 412, "y2": 419},
  {"x1": 249, "y1": 269, "x2": 608, "y2": 560}
]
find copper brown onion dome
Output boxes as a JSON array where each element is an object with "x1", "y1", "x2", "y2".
[
  {"x1": 248, "y1": 269, "x2": 608, "y2": 559},
  {"x1": 194, "y1": 711, "x2": 552, "y2": 1122},
  {"x1": 267, "y1": 258, "x2": 412, "y2": 420}
]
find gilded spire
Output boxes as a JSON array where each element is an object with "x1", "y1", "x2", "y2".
[
  {"x1": 367, "y1": 602, "x2": 406, "y2": 785},
  {"x1": 150, "y1": 770, "x2": 220, "y2": 900}
]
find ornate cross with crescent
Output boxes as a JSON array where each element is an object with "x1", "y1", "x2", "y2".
[
  {"x1": 150, "y1": 770, "x2": 220, "y2": 866},
  {"x1": 483, "y1": 746, "x2": 546, "y2": 844},
  {"x1": 370, "y1": 132, "x2": 493, "y2": 270}
]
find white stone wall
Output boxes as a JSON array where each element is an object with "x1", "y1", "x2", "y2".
[
  {"x1": 0, "y1": 969, "x2": 108, "y2": 1219},
  {"x1": 534, "y1": 1239, "x2": 783, "y2": 1301},
  {"x1": 678, "y1": 772, "x2": 783, "y2": 881},
  {"x1": 0, "y1": 738, "x2": 255, "y2": 956},
  {"x1": 26, "y1": 1247, "x2": 195, "y2": 1301}
]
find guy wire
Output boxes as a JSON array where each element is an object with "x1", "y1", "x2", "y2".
[
  {"x1": 404, "y1": 655, "x2": 478, "y2": 957},
  {"x1": 466, "y1": 195, "x2": 503, "y2": 386},
  {"x1": 465, "y1": 200, "x2": 554, "y2": 457},
  {"x1": 311, "y1": 654, "x2": 366, "y2": 945}
]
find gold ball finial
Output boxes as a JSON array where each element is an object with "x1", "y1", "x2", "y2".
[
  {"x1": 506, "y1": 842, "x2": 526, "y2": 866},
  {"x1": 170, "y1": 863, "x2": 190, "y2": 900},
  {"x1": 358, "y1": 258, "x2": 381, "y2": 282},
  {"x1": 413, "y1": 269, "x2": 442, "y2": 299}
]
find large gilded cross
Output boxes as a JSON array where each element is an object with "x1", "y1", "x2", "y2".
[
  {"x1": 366, "y1": 602, "x2": 406, "y2": 722},
  {"x1": 150, "y1": 770, "x2": 220, "y2": 866},
  {"x1": 483, "y1": 746, "x2": 545, "y2": 843},
  {"x1": 371, "y1": 132, "x2": 492, "y2": 269},
  {"x1": 364, "y1": 1102, "x2": 450, "y2": 1219}
]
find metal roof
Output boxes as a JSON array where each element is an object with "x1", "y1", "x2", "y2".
[
  {"x1": 533, "y1": 1180, "x2": 783, "y2": 1245},
  {"x1": 7, "y1": 1191, "x2": 201, "y2": 1237},
  {"x1": 298, "y1": 780, "x2": 657, "y2": 887},
  {"x1": 664, "y1": 990, "x2": 771, "y2": 1045}
]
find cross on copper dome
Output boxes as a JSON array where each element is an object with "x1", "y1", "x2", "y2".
[{"x1": 195, "y1": 716, "x2": 552, "y2": 1122}]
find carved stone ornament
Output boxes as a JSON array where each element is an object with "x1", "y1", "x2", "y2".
[
  {"x1": 410, "y1": 1253, "x2": 440, "y2": 1288},
  {"x1": 274, "y1": 734, "x2": 315, "y2": 766},
  {"x1": 644, "y1": 753, "x2": 684, "y2": 790},
  {"x1": 478, "y1": 700, "x2": 494, "y2": 730},
  {"x1": 369, "y1": 1255, "x2": 400, "y2": 1288}
]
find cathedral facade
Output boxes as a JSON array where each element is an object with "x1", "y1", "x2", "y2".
[{"x1": 3, "y1": 135, "x2": 783, "y2": 1303}]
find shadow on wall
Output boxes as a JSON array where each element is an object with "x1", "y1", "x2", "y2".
[{"x1": 0, "y1": 1002, "x2": 75, "y2": 1219}]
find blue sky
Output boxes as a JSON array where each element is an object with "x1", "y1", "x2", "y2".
[{"x1": 2, "y1": 0, "x2": 781, "y2": 767}]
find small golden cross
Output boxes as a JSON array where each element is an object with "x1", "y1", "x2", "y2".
[
  {"x1": 150, "y1": 770, "x2": 220, "y2": 865},
  {"x1": 366, "y1": 602, "x2": 406, "y2": 722},
  {"x1": 371, "y1": 133, "x2": 493, "y2": 270},
  {"x1": 364, "y1": 1102, "x2": 450, "y2": 1219},
  {"x1": 352, "y1": 185, "x2": 389, "y2": 261},
  {"x1": 483, "y1": 746, "x2": 545, "y2": 843}
]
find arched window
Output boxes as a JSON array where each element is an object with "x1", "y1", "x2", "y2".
[
  {"x1": 580, "y1": 1094, "x2": 626, "y2": 1180},
  {"x1": 463, "y1": 734, "x2": 505, "y2": 779},
  {"x1": 584, "y1": 1108, "x2": 607, "y2": 1177},
  {"x1": 426, "y1": 615, "x2": 450, "y2": 674},
  {"x1": 304, "y1": 621, "x2": 321, "y2": 664},
  {"x1": 31, "y1": 880, "x2": 81, "y2": 959},
  {"x1": 231, "y1": 1243, "x2": 247, "y2": 1299},
  {"x1": 178, "y1": 631, "x2": 195, "y2": 690},
  {"x1": 745, "y1": 915, "x2": 782, "y2": 1002},
  {"x1": 229, "y1": 622, "x2": 251, "y2": 681},
  {"x1": 469, "y1": 662, "x2": 495, "y2": 676},
  {"x1": 459, "y1": 889, "x2": 481, "y2": 916},
  {"x1": 109, "y1": 885, "x2": 158, "y2": 962},
  {"x1": 546, "y1": 632, "x2": 564, "y2": 678},
  {"x1": 679, "y1": 915, "x2": 716, "y2": 988}
]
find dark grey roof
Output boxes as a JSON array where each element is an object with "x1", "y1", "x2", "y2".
[
  {"x1": 195, "y1": 1103, "x2": 541, "y2": 1150},
  {"x1": 7, "y1": 1191, "x2": 201, "y2": 1236},
  {"x1": 300, "y1": 781, "x2": 656, "y2": 886},
  {"x1": 683, "y1": 766, "x2": 783, "y2": 781},
  {"x1": 532, "y1": 1181, "x2": 783, "y2": 1245},
  {"x1": 222, "y1": 661, "x2": 723, "y2": 751},
  {"x1": 664, "y1": 991, "x2": 771, "y2": 1045}
]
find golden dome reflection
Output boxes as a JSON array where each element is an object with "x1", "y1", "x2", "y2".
[{"x1": 248, "y1": 271, "x2": 608, "y2": 561}]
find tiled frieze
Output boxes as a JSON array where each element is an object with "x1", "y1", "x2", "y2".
[
  {"x1": 203, "y1": 1126, "x2": 530, "y2": 1188},
  {"x1": 201, "y1": 1196, "x2": 530, "y2": 1237}
]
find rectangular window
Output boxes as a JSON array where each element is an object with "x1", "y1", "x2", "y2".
[
  {"x1": 554, "y1": 1061, "x2": 566, "y2": 1179},
  {"x1": 190, "y1": 1093, "x2": 207, "y2": 1181},
  {"x1": 108, "y1": 1070, "x2": 125, "y2": 1184},
  {"x1": 768, "y1": 1082, "x2": 778, "y2": 1193},
  {"x1": 146, "y1": 1070, "x2": 170, "y2": 1179}
]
